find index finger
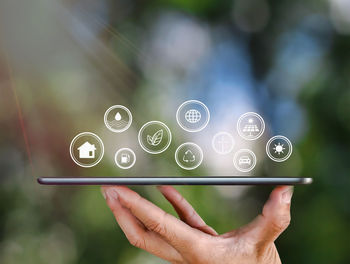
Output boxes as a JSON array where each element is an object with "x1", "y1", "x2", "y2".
[
  {"x1": 104, "y1": 186, "x2": 204, "y2": 254},
  {"x1": 158, "y1": 186, "x2": 218, "y2": 236}
]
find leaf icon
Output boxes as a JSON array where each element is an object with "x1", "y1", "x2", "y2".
[{"x1": 147, "y1": 129, "x2": 163, "y2": 146}]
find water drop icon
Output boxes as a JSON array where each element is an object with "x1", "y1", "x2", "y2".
[
  {"x1": 115, "y1": 112, "x2": 122, "y2": 121},
  {"x1": 105, "y1": 105, "x2": 132, "y2": 132}
]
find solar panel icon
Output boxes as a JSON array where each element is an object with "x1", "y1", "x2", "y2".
[
  {"x1": 237, "y1": 112, "x2": 265, "y2": 140},
  {"x1": 242, "y1": 124, "x2": 260, "y2": 136}
]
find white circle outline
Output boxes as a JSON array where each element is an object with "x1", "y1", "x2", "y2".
[
  {"x1": 266, "y1": 135, "x2": 293, "y2": 162},
  {"x1": 175, "y1": 142, "x2": 203, "y2": 170},
  {"x1": 176, "y1": 100, "x2": 210, "y2": 132},
  {"x1": 212, "y1": 132, "x2": 235, "y2": 155},
  {"x1": 115, "y1": 148, "x2": 136, "y2": 169},
  {"x1": 104, "y1": 105, "x2": 133, "y2": 133},
  {"x1": 138, "y1": 121, "x2": 172, "y2": 154},
  {"x1": 237, "y1": 112, "x2": 265, "y2": 140},
  {"x1": 233, "y1": 149, "x2": 257, "y2": 172},
  {"x1": 69, "y1": 132, "x2": 104, "y2": 168}
]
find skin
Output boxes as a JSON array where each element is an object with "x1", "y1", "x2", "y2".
[{"x1": 101, "y1": 185, "x2": 294, "y2": 264}]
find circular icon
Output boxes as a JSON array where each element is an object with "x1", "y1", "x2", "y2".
[
  {"x1": 233, "y1": 149, "x2": 257, "y2": 172},
  {"x1": 115, "y1": 148, "x2": 136, "y2": 169},
  {"x1": 212, "y1": 132, "x2": 235, "y2": 155},
  {"x1": 266, "y1": 135, "x2": 293, "y2": 162},
  {"x1": 175, "y1": 143, "x2": 203, "y2": 170},
  {"x1": 237, "y1": 112, "x2": 265, "y2": 140},
  {"x1": 176, "y1": 100, "x2": 210, "y2": 132},
  {"x1": 104, "y1": 105, "x2": 132, "y2": 133},
  {"x1": 70, "y1": 132, "x2": 104, "y2": 168},
  {"x1": 138, "y1": 121, "x2": 172, "y2": 154}
]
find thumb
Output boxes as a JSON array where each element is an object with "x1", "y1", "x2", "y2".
[{"x1": 249, "y1": 186, "x2": 293, "y2": 245}]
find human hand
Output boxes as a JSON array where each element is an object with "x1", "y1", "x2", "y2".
[{"x1": 101, "y1": 185, "x2": 293, "y2": 264}]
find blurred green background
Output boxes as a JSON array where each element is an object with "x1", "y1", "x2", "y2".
[{"x1": 1, "y1": 0, "x2": 350, "y2": 263}]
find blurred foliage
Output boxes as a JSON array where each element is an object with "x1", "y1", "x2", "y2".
[{"x1": 1, "y1": 0, "x2": 350, "y2": 263}]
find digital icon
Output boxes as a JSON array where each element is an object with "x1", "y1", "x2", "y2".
[
  {"x1": 115, "y1": 148, "x2": 136, "y2": 169},
  {"x1": 233, "y1": 149, "x2": 256, "y2": 172},
  {"x1": 147, "y1": 129, "x2": 163, "y2": 146},
  {"x1": 239, "y1": 156, "x2": 251, "y2": 165},
  {"x1": 78, "y1": 142, "x2": 96, "y2": 159},
  {"x1": 183, "y1": 149, "x2": 196, "y2": 162},
  {"x1": 138, "y1": 121, "x2": 172, "y2": 154},
  {"x1": 121, "y1": 153, "x2": 130, "y2": 164},
  {"x1": 176, "y1": 100, "x2": 210, "y2": 132},
  {"x1": 212, "y1": 132, "x2": 235, "y2": 155},
  {"x1": 237, "y1": 112, "x2": 265, "y2": 140},
  {"x1": 104, "y1": 105, "x2": 132, "y2": 133},
  {"x1": 185, "y1": 109, "x2": 201, "y2": 123},
  {"x1": 70, "y1": 132, "x2": 104, "y2": 168},
  {"x1": 175, "y1": 143, "x2": 203, "y2": 170},
  {"x1": 266, "y1": 135, "x2": 292, "y2": 162}
]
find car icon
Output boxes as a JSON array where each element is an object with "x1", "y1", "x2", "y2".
[{"x1": 239, "y1": 156, "x2": 251, "y2": 165}]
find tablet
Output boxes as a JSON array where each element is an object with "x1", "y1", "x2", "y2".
[{"x1": 38, "y1": 177, "x2": 313, "y2": 186}]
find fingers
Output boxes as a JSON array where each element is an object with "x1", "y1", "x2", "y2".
[
  {"x1": 244, "y1": 186, "x2": 293, "y2": 245},
  {"x1": 102, "y1": 187, "x2": 182, "y2": 263},
  {"x1": 158, "y1": 186, "x2": 218, "y2": 236},
  {"x1": 103, "y1": 186, "x2": 203, "y2": 254}
]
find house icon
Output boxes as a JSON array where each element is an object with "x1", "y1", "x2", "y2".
[{"x1": 78, "y1": 141, "x2": 96, "y2": 159}]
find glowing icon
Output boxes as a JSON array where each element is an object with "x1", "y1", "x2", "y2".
[
  {"x1": 237, "y1": 112, "x2": 265, "y2": 140},
  {"x1": 70, "y1": 132, "x2": 104, "y2": 168},
  {"x1": 233, "y1": 149, "x2": 256, "y2": 172},
  {"x1": 147, "y1": 129, "x2": 163, "y2": 146},
  {"x1": 273, "y1": 142, "x2": 285, "y2": 155},
  {"x1": 115, "y1": 148, "x2": 136, "y2": 169},
  {"x1": 243, "y1": 118, "x2": 260, "y2": 136},
  {"x1": 175, "y1": 143, "x2": 203, "y2": 170},
  {"x1": 266, "y1": 135, "x2": 292, "y2": 162},
  {"x1": 185, "y1": 109, "x2": 201, "y2": 123},
  {"x1": 239, "y1": 156, "x2": 251, "y2": 165},
  {"x1": 108, "y1": 111, "x2": 128, "y2": 128},
  {"x1": 115, "y1": 112, "x2": 122, "y2": 120},
  {"x1": 121, "y1": 153, "x2": 130, "y2": 164},
  {"x1": 138, "y1": 121, "x2": 172, "y2": 154},
  {"x1": 78, "y1": 141, "x2": 96, "y2": 159},
  {"x1": 104, "y1": 105, "x2": 132, "y2": 133},
  {"x1": 212, "y1": 132, "x2": 235, "y2": 155},
  {"x1": 176, "y1": 100, "x2": 210, "y2": 132},
  {"x1": 183, "y1": 149, "x2": 196, "y2": 163}
]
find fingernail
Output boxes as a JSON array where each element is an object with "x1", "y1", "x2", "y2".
[
  {"x1": 104, "y1": 188, "x2": 119, "y2": 201},
  {"x1": 281, "y1": 186, "x2": 294, "y2": 204}
]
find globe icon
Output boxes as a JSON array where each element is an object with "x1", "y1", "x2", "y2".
[{"x1": 185, "y1": 109, "x2": 201, "y2": 123}]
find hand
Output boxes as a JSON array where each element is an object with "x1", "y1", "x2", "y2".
[{"x1": 101, "y1": 185, "x2": 293, "y2": 264}]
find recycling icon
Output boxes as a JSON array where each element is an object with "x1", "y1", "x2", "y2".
[
  {"x1": 183, "y1": 150, "x2": 196, "y2": 163},
  {"x1": 175, "y1": 143, "x2": 203, "y2": 170}
]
